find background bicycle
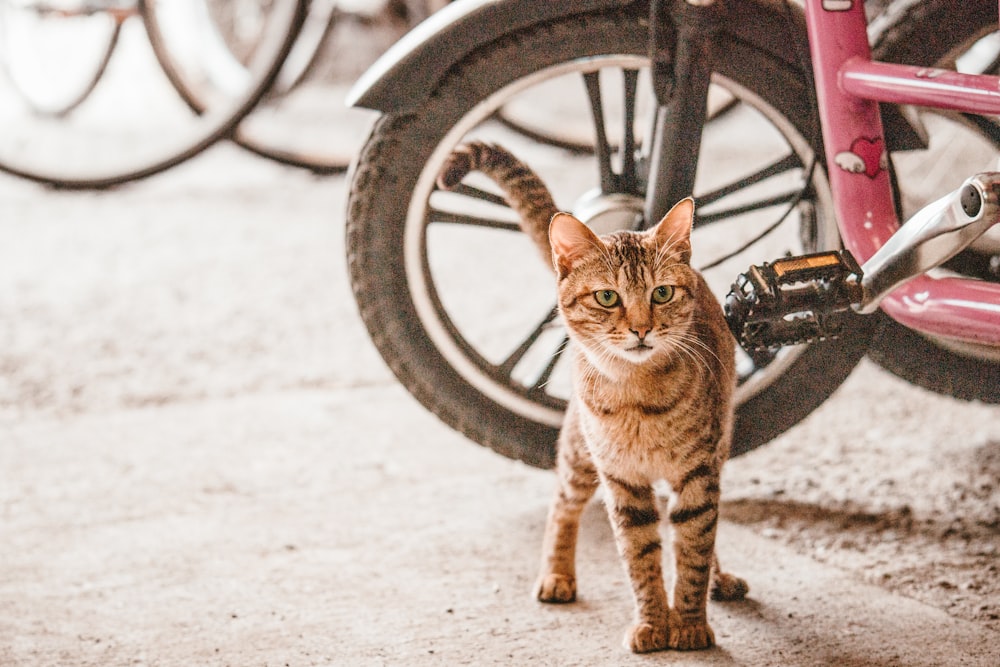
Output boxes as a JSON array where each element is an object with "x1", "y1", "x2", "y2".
[{"x1": 0, "y1": 0, "x2": 430, "y2": 188}]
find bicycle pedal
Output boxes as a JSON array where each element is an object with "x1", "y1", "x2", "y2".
[{"x1": 724, "y1": 250, "x2": 865, "y2": 353}]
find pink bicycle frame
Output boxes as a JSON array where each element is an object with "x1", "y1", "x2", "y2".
[{"x1": 805, "y1": 0, "x2": 1000, "y2": 345}]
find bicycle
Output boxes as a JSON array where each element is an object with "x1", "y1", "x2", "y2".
[
  {"x1": 0, "y1": 0, "x2": 308, "y2": 189},
  {"x1": 0, "y1": 0, "x2": 448, "y2": 187},
  {"x1": 143, "y1": 0, "x2": 453, "y2": 174},
  {"x1": 344, "y1": 0, "x2": 1000, "y2": 468}
]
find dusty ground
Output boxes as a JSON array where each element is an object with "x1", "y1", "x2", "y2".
[
  {"x1": 722, "y1": 373, "x2": 1000, "y2": 633},
  {"x1": 1, "y1": 136, "x2": 998, "y2": 666},
  {"x1": 1, "y1": 6, "x2": 999, "y2": 666}
]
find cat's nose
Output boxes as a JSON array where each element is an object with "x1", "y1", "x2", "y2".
[{"x1": 629, "y1": 325, "x2": 651, "y2": 341}]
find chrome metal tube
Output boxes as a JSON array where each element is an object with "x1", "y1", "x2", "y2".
[{"x1": 857, "y1": 172, "x2": 1000, "y2": 313}]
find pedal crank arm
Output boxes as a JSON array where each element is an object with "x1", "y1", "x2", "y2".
[{"x1": 856, "y1": 172, "x2": 1000, "y2": 313}]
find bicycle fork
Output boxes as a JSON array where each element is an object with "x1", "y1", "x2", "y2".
[{"x1": 643, "y1": 0, "x2": 719, "y2": 224}]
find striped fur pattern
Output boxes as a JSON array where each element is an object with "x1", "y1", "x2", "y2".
[{"x1": 438, "y1": 143, "x2": 747, "y2": 653}]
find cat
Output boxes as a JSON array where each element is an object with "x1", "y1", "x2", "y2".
[{"x1": 437, "y1": 141, "x2": 748, "y2": 653}]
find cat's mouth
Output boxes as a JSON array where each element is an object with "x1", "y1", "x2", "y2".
[{"x1": 622, "y1": 343, "x2": 655, "y2": 359}]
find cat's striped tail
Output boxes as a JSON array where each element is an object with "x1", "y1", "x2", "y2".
[{"x1": 436, "y1": 141, "x2": 557, "y2": 269}]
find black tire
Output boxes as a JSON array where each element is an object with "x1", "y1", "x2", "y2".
[
  {"x1": 868, "y1": 0, "x2": 1000, "y2": 403},
  {"x1": 346, "y1": 5, "x2": 873, "y2": 468}
]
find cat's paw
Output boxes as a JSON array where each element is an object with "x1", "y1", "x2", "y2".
[
  {"x1": 624, "y1": 622, "x2": 669, "y2": 654},
  {"x1": 534, "y1": 573, "x2": 576, "y2": 603},
  {"x1": 710, "y1": 571, "x2": 749, "y2": 601},
  {"x1": 668, "y1": 618, "x2": 715, "y2": 651}
]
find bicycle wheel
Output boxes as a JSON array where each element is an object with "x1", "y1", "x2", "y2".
[
  {"x1": 868, "y1": 0, "x2": 1000, "y2": 403},
  {"x1": 492, "y1": 0, "x2": 889, "y2": 154},
  {"x1": 144, "y1": 0, "x2": 418, "y2": 174},
  {"x1": 0, "y1": 0, "x2": 305, "y2": 189},
  {"x1": 347, "y1": 5, "x2": 874, "y2": 468},
  {"x1": 0, "y1": 0, "x2": 124, "y2": 117}
]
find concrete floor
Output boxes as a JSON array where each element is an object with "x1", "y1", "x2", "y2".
[
  {"x1": 1, "y1": 7, "x2": 999, "y2": 659},
  {"x1": 1, "y1": 135, "x2": 998, "y2": 666}
]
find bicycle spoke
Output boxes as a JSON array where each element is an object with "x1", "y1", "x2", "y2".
[
  {"x1": 497, "y1": 306, "x2": 559, "y2": 375},
  {"x1": 428, "y1": 208, "x2": 521, "y2": 232},
  {"x1": 583, "y1": 70, "x2": 616, "y2": 192},
  {"x1": 705, "y1": 95, "x2": 739, "y2": 123},
  {"x1": 449, "y1": 183, "x2": 510, "y2": 208},
  {"x1": 620, "y1": 68, "x2": 639, "y2": 193},
  {"x1": 583, "y1": 68, "x2": 643, "y2": 194},
  {"x1": 697, "y1": 153, "x2": 802, "y2": 207},
  {"x1": 962, "y1": 113, "x2": 1000, "y2": 146},
  {"x1": 695, "y1": 190, "x2": 801, "y2": 226}
]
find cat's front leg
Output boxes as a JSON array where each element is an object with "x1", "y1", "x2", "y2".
[
  {"x1": 601, "y1": 473, "x2": 670, "y2": 653},
  {"x1": 534, "y1": 478, "x2": 592, "y2": 603},
  {"x1": 665, "y1": 465, "x2": 722, "y2": 650},
  {"x1": 535, "y1": 409, "x2": 598, "y2": 604}
]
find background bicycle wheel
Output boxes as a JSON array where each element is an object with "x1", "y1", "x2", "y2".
[
  {"x1": 170, "y1": 0, "x2": 439, "y2": 173},
  {"x1": 0, "y1": 0, "x2": 304, "y2": 188}
]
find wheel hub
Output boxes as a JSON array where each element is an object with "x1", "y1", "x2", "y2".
[{"x1": 571, "y1": 189, "x2": 646, "y2": 235}]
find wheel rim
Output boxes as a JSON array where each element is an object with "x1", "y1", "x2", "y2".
[
  {"x1": 404, "y1": 55, "x2": 838, "y2": 429},
  {"x1": 0, "y1": 0, "x2": 123, "y2": 117},
  {"x1": 145, "y1": 0, "x2": 363, "y2": 173},
  {"x1": 0, "y1": 0, "x2": 304, "y2": 188}
]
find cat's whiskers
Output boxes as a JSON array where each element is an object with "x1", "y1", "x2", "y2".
[
  {"x1": 574, "y1": 350, "x2": 611, "y2": 407},
  {"x1": 577, "y1": 332, "x2": 636, "y2": 381},
  {"x1": 670, "y1": 341, "x2": 710, "y2": 378},
  {"x1": 670, "y1": 328, "x2": 724, "y2": 368},
  {"x1": 661, "y1": 330, "x2": 713, "y2": 377},
  {"x1": 676, "y1": 338, "x2": 717, "y2": 384},
  {"x1": 594, "y1": 340, "x2": 629, "y2": 376},
  {"x1": 535, "y1": 337, "x2": 572, "y2": 389}
]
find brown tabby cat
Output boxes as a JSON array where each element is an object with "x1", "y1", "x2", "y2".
[{"x1": 438, "y1": 142, "x2": 748, "y2": 653}]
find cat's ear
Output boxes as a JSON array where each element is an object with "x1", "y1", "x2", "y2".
[
  {"x1": 652, "y1": 197, "x2": 694, "y2": 263},
  {"x1": 549, "y1": 212, "x2": 602, "y2": 279}
]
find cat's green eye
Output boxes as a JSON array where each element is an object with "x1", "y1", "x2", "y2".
[
  {"x1": 652, "y1": 285, "x2": 675, "y2": 304},
  {"x1": 594, "y1": 289, "x2": 620, "y2": 308}
]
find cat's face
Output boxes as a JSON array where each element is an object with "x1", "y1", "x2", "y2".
[{"x1": 550, "y1": 199, "x2": 699, "y2": 368}]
